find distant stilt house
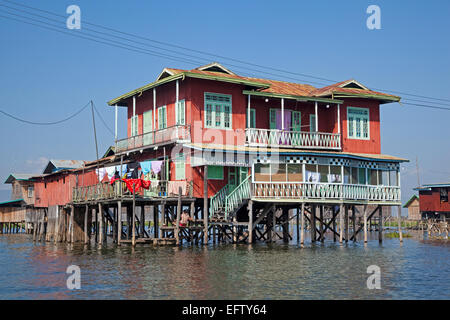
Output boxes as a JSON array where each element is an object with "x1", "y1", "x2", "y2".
[
  {"x1": 403, "y1": 194, "x2": 420, "y2": 220},
  {"x1": 414, "y1": 184, "x2": 450, "y2": 220},
  {"x1": 0, "y1": 174, "x2": 36, "y2": 234}
]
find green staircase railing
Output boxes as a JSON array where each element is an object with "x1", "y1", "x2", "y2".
[
  {"x1": 224, "y1": 175, "x2": 252, "y2": 220},
  {"x1": 209, "y1": 184, "x2": 230, "y2": 218}
]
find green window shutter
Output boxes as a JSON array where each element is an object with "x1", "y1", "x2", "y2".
[
  {"x1": 347, "y1": 107, "x2": 370, "y2": 140},
  {"x1": 175, "y1": 154, "x2": 185, "y2": 180},
  {"x1": 176, "y1": 100, "x2": 185, "y2": 125},
  {"x1": 310, "y1": 115, "x2": 316, "y2": 132},
  {"x1": 207, "y1": 165, "x2": 224, "y2": 180},
  {"x1": 247, "y1": 109, "x2": 256, "y2": 128},
  {"x1": 204, "y1": 93, "x2": 232, "y2": 129},
  {"x1": 143, "y1": 110, "x2": 152, "y2": 133},
  {"x1": 158, "y1": 106, "x2": 167, "y2": 129},
  {"x1": 131, "y1": 115, "x2": 138, "y2": 136},
  {"x1": 269, "y1": 109, "x2": 277, "y2": 129},
  {"x1": 292, "y1": 111, "x2": 301, "y2": 131}
]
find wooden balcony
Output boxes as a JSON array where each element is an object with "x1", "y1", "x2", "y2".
[
  {"x1": 245, "y1": 128, "x2": 341, "y2": 150},
  {"x1": 252, "y1": 182, "x2": 401, "y2": 203},
  {"x1": 115, "y1": 125, "x2": 191, "y2": 153},
  {"x1": 72, "y1": 180, "x2": 193, "y2": 203}
]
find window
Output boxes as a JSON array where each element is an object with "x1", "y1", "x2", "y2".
[
  {"x1": 310, "y1": 114, "x2": 316, "y2": 132},
  {"x1": 292, "y1": 111, "x2": 301, "y2": 131},
  {"x1": 254, "y1": 163, "x2": 271, "y2": 182},
  {"x1": 271, "y1": 164, "x2": 287, "y2": 182},
  {"x1": 204, "y1": 93, "x2": 232, "y2": 129},
  {"x1": 246, "y1": 108, "x2": 256, "y2": 128},
  {"x1": 368, "y1": 169, "x2": 378, "y2": 185},
  {"x1": 347, "y1": 107, "x2": 369, "y2": 140},
  {"x1": 389, "y1": 170, "x2": 398, "y2": 186},
  {"x1": 175, "y1": 153, "x2": 185, "y2": 180},
  {"x1": 158, "y1": 106, "x2": 167, "y2": 129},
  {"x1": 358, "y1": 168, "x2": 366, "y2": 185},
  {"x1": 287, "y1": 164, "x2": 302, "y2": 182},
  {"x1": 131, "y1": 115, "x2": 138, "y2": 136},
  {"x1": 207, "y1": 165, "x2": 224, "y2": 180},
  {"x1": 27, "y1": 186, "x2": 34, "y2": 198},
  {"x1": 175, "y1": 100, "x2": 185, "y2": 125},
  {"x1": 440, "y1": 188, "x2": 448, "y2": 202}
]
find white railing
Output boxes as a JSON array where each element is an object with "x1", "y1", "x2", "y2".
[
  {"x1": 116, "y1": 124, "x2": 191, "y2": 153},
  {"x1": 252, "y1": 182, "x2": 401, "y2": 202},
  {"x1": 245, "y1": 128, "x2": 341, "y2": 150}
]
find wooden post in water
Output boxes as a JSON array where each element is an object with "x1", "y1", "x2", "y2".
[
  {"x1": 339, "y1": 204, "x2": 344, "y2": 243},
  {"x1": 248, "y1": 200, "x2": 253, "y2": 244},
  {"x1": 94, "y1": 207, "x2": 98, "y2": 243},
  {"x1": 140, "y1": 205, "x2": 145, "y2": 238},
  {"x1": 176, "y1": 187, "x2": 182, "y2": 245},
  {"x1": 132, "y1": 183, "x2": 136, "y2": 247},
  {"x1": 84, "y1": 205, "x2": 89, "y2": 244},
  {"x1": 153, "y1": 204, "x2": 158, "y2": 239},
  {"x1": 117, "y1": 201, "x2": 122, "y2": 246},
  {"x1": 300, "y1": 203, "x2": 305, "y2": 245},
  {"x1": 70, "y1": 205, "x2": 74, "y2": 243},
  {"x1": 203, "y1": 166, "x2": 208, "y2": 245},
  {"x1": 352, "y1": 206, "x2": 356, "y2": 242},
  {"x1": 363, "y1": 204, "x2": 368, "y2": 243},
  {"x1": 319, "y1": 205, "x2": 324, "y2": 242},
  {"x1": 378, "y1": 206, "x2": 383, "y2": 243},
  {"x1": 344, "y1": 205, "x2": 349, "y2": 243},
  {"x1": 98, "y1": 203, "x2": 103, "y2": 244},
  {"x1": 282, "y1": 208, "x2": 289, "y2": 243},
  {"x1": 397, "y1": 206, "x2": 403, "y2": 243},
  {"x1": 311, "y1": 205, "x2": 316, "y2": 243},
  {"x1": 333, "y1": 206, "x2": 337, "y2": 242}
]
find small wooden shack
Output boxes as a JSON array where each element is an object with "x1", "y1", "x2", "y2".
[{"x1": 403, "y1": 194, "x2": 420, "y2": 220}]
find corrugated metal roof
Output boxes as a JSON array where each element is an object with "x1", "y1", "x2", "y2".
[
  {"x1": 0, "y1": 199, "x2": 25, "y2": 207},
  {"x1": 42, "y1": 160, "x2": 85, "y2": 174},
  {"x1": 414, "y1": 183, "x2": 450, "y2": 191},
  {"x1": 4, "y1": 173, "x2": 35, "y2": 184}
]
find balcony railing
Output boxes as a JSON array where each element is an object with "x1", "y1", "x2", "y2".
[
  {"x1": 245, "y1": 128, "x2": 341, "y2": 150},
  {"x1": 115, "y1": 125, "x2": 191, "y2": 153},
  {"x1": 72, "y1": 180, "x2": 193, "y2": 203},
  {"x1": 252, "y1": 182, "x2": 401, "y2": 203}
]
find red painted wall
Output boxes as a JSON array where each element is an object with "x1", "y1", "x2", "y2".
[
  {"x1": 419, "y1": 188, "x2": 450, "y2": 213},
  {"x1": 341, "y1": 98, "x2": 381, "y2": 154},
  {"x1": 34, "y1": 170, "x2": 98, "y2": 208}
]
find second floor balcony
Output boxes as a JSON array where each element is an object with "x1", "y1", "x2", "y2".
[
  {"x1": 115, "y1": 124, "x2": 191, "y2": 153},
  {"x1": 245, "y1": 128, "x2": 341, "y2": 150}
]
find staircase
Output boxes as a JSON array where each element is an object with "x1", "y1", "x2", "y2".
[{"x1": 210, "y1": 175, "x2": 252, "y2": 220}]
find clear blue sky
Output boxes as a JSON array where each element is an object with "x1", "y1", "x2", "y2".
[{"x1": 0, "y1": 0, "x2": 449, "y2": 214}]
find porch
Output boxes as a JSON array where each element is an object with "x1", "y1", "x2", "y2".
[{"x1": 115, "y1": 124, "x2": 191, "y2": 153}]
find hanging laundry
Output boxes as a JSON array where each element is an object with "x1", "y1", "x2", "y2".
[
  {"x1": 105, "y1": 167, "x2": 116, "y2": 180},
  {"x1": 122, "y1": 178, "x2": 151, "y2": 193},
  {"x1": 95, "y1": 168, "x2": 107, "y2": 182},
  {"x1": 140, "y1": 161, "x2": 152, "y2": 175},
  {"x1": 151, "y1": 160, "x2": 163, "y2": 175},
  {"x1": 114, "y1": 164, "x2": 128, "y2": 176}
]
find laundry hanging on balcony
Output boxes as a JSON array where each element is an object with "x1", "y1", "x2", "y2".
[
  {"x1": 151, "y1": 161, "x2": 163, "y2": 175},
  {"x1": 140, "y1": 161, "x2": 152, "y2": 175},
  {"x1": 121, "y1": 178, "x2": 151, "y2": 194}
]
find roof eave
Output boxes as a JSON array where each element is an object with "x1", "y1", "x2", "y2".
[{"x1": 243, "y1": 90, "x2": 344, "y2": 104}]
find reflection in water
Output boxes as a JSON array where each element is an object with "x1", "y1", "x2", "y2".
[{"x1": 0, "y1": 233, "x2": 449, "y2": 300}]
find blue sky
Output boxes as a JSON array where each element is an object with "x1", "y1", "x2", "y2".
[{"x1": 0, "y1": 0, "x2": 449, "y2": 213}]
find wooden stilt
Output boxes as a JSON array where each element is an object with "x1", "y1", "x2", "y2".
[
  {"x1": 333, "y1": 206, "x2": 337, "y2": 242},
  {"x1": 94, "y1": 208, "x2": 98, "y2": 243},
  {"x1": 319, "y1": 205, "x2": 324, "y2": 242},
  {"x1": 152, "y1": 204, "x2": 158, "y2": 239},
  {"x1": 311, "y1": 205, "x2": 316, "y2": 243},
  {"x1": 352, "y1": 205, "x2": 356, "y2": 242},
  {"x1": 296, "y1": 207, "x2": 300, "y2": 243},
  {"x1": 378, "y1": 206, "x2": 383, "y2": 243},
  {"x1": 132, "y1": 183, "x2": 136, "y2": 247},
  {"x1": 84, "y1": 205, "x2": 88, "y2": 244},
  {"x1": 300, "y1": 203, "x2": 305, "y2": 245},
  {"x1": 203, "y1": 166, "x2": 209, "y2": 245},
  {"x1": 248, "y1": 200, "x2": 253, "y2": 244},
  {"x1": 363, "y1": 204, "x2": 368, "y2": 243},
  {"x1": 140, "y1": 205, "x2": 145, "y2": 238},
  {"x1": 397, "y1": 206, "x2": 403, "y2": 242},
  {"x1": 98, "y1": 203, "x2": 103, "y2": 244},
  {"x1": 344, "y1": 205, "x2": 349, "y2": 243},
  {"x1": 175, "y1": 187, "x2": 182, "y2": 245},
  {"x1": 117, "y1": 201, "x2": 122, "y2": 246}
]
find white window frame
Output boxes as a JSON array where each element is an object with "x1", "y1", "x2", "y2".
[
  {"x1": 131, "y1": 115, "x2": 139, "y2": 136},
  {"x1": 309, "y1": 114, "x2": 316, "y2": 132},
  {"x1": 158, "y1": 105, "x2": 167, "y2": 129},
  {"x1": 347, "y1": 106, "x2": 370, "y2": 140}
]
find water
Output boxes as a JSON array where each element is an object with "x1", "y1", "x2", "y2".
[{"x1": 0, "y1": 233, "x2": 449, "y2": 300}]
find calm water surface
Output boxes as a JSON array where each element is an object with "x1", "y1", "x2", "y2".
[{"x1": 0, "y1": 232, "x2": 449, "y2": 299}]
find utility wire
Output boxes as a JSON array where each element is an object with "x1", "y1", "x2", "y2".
[
  {"x1": 1, "y1": 1, "x2": 450, "y2": 111},
  {"x1": 0, "y1": 101, "x2": 90, "y2": 125},
  {"x1": 93, "y1": 102, "x2": 114, "y2": 136},
  {"x1": 2, "y1": 0, "x2": 450, "y2": 103}
]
